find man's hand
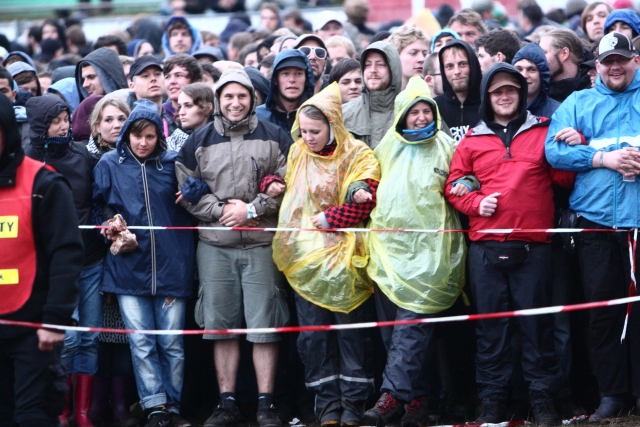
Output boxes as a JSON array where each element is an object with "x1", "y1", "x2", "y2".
[
  {"x1": 450, "y1": 184, "x2": 470, "y2": 197},
  {"x1": 353, "y1": 189, "x2": 372, "y2": 203},
  {"x1": 479, "y1": 192, "x2": 501, "y2": 217},
  {"x1": 601, "y1": 148, "x2": 640, "y2": 178},
  {"x1": 220, "y1": 200, "x2": 255, "y2": 227},
  {"x1": 266, "y1": 182, "x2": 286, "y2": 198},
  {"x1": 37, "y1": 328, "x2": 65, "y2": 352},
  {"x1": 554, "y1": 127, "x2": 582, "y2": 146}
]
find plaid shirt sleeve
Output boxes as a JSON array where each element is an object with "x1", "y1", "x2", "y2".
[
  {"x1": 259, "y1": 174, "x2": 285, "y2": 194},
  {"x1": 324, "y1": 179, "x2": 379, "y2": 228}
]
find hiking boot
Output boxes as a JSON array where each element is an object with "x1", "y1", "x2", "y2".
[
  {"x1": 340, "y1": 409, "x2": 361, "y2": 427},
  {"x1": 363, "y1": 393, "x2": 403, "y2": 427},
  {"x1": 170, "y1": 413, "x2": 191, "y2": 427},
  {"x1": 475, "y1": 402, "x2": 507, "y2": 424},
  {"x1": 401, "y1": 396, "x2": 429, "y2": 427},
  {"x1": 532, "y1": 400, "x2": 561, "y2": 425},
  {"x1": 144, "y1": 408, "x2": 171, "y2": 427},
  {"x1": 204, "y1": 401, "x2": 237, "y2": 427},
  {"x1": 256, "y1": 404, "x2": 282, "y2": 427},
  {"x1": 588, "y1": 396, "x2": 626, "y2": 423}
]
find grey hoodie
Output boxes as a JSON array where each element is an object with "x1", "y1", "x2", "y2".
[
  {"x1": 342, "y1": 41, "x2": 403, "y2": 149},
  {"x1": 75, "y1": 48, "x2": 128, "y2": 101}
]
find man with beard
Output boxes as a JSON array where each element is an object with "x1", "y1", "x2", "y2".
[
  {"x1": 539, "y1": 29, "x2": 591, "y2": 103},
  {"x1": 434, "y1": 39, "x2": 483, "y2": 143},
  {"x1": 293, "y1": 34, "x2": 329, "y2": 94},
  {"x1": 255, "y1": 49, "x2": 315, "y2": 149}
]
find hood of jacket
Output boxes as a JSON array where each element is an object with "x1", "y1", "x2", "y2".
[
  {"x1": 479, "y1": 62, "x2": 529, "y2": 125},
  {"x1": 360, "y1": 41, "x2": 403, "y2": 109},
  {"x1": 72, "y1": 95, "x2": 103, "y2": 142},
  {"x1": 134, "y1": 18, "x2": 164, "y2": 55},
  {"x1": 0, "y1": 92, "x2": 23, "y2": 165},
  {"x1": 116, "y1": 98, "x2": 165, "y2": 156},
  {"x1": 51, "y1": 65, "x2": 76, "y2": 84},
  {"x1": 162, "y1": 16, "x2": 203, "y2": 58},
  {"x1": 25, "y1": 94, "x2": 70, "y2": 146},
  {"x1": 264, "y1": 49, "x2": 315, "y2": 110},
  {"x1": 244, "y1": 66, "x2": 269, "y2": 103},
  {"x1": 7, "y1": 61, "x2": 42, "y2": 96},
  {"x1": 2, "y1": 51, "x2": 36, "y2": 69},
  {"x1": 392, "y1": 76, "x2": 442, "y2": 145},
  {"x1": 75, "y1": 48, "x2": 128, "y2": 101},
  {"x1": 48, "y1": 77, "x2": 80, "y2": 113},
  {"x1": 438, "y1": 39, "x2": 482, "y2": 106},
  {"x1": 213, "y1": 69, "x2": 259, "y2": 135},
  {"x1": 604, "y1": 9, "x2": 640, "y2": 37},
  {"x1": 430, "y1": 29, "x2": 461, "y2": 53},
  {"x1": 511, "y1": 43, "x2": 551, "y2": 113}
]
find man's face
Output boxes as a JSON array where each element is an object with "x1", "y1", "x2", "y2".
[
  {"x1": 489, "y1": 85, "x2": 520, "y2": 121},
  {"x1": 219, "y1": 82, "x2": 252, "y2": 122},
  {"x1": 169, "y1": 27, "x2": 193, "y2": 54},
  {"x1": 276, "y1": 66, "x2": 306, "y2": 102},
  {"x1": 433, "y1": 35, "x2": 454, "y2": 53},
  {"x1": 317, "y1": 21, "x2": 344, "y2": 41},
  {"x1": 129, "y1": 66, "x2": 165, "y2": 101},
  {"x1": 261, "y1": 9, "x2": 280, "y2": 32},
  {"x1": 328, "y1": 45, "x2": 352, "y2": 67},
  {"x1": 244, "y1": 51, "x2": 258, "y2": 68},
  {"x1": 608, "y1": 22, "x2": 634, "y2": 40},
  {"x1": 514, "y1": 59, "x2": 541, "y2": 100},
  {"x1": 165, "y1": 65, "x2": 191, "y2": 102},
  {"x1": 363, "y1": 51, "x2": 391, "y2": 91},
  {"x1": 0, "y1": 79, "x2": 16, "y2": 102},
  {"x1": 399, "y1": 39, "x2": 429, "y2": 80},
  {"x1": 596, "y1": 54, "x2": 640, "y2": 92},
  {"x1": 442, "y1": 48, "x2": 470, "y2": 94},
  {"x1": 19, "y1": 79, "x2": 38, "y2": 96},
  {"x1": 477, "y1": 46, "x2": 498, "y2": 75},
  {"x1": 449, "y1": 22, "x2": 481, "y2": 46},
  {"x1": 82, "y1": 65, "x2": 105, "y2": 96},
  {"x1": 337, "y1": 69, "x2": 362, "y2": 103},
  {"x1": 425, "y1": 56, "x2": 444, "y2": 97},
  {"x1": 539, "y1": 36, "x2": 563, "y2": 80},
  {"x1": 299, "y1": 41, "x2": 327, "y2": 80}
]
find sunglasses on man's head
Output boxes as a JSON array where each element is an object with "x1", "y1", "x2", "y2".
[{"x1": 298, "y1": 46, "x2": 327, "y2": 59}]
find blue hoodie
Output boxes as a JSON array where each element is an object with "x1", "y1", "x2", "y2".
[
  {"x1": 48, "y1": 77, "x2": 80, "y2": 114},
  {"x1": 430, "y1": 29, "x2": 461, "y2": 53},
  {"x1": 545, "y1": 65, "x2": 640, "y2": 228},
  {"x1": 92, "y1": 99, "x2": 195, "y2": 297},
  {"x1": 512, "y1": 43, "x2": 560, "y2": 119},
  {"x1": 161, "y1": 16, "x2": 203, "y2": 58},
  {"x1": 604, "y1": 9, "x2": 640, "y2": 38},
  {"x1": 255, "y1": 49, "x2": 315, "y2": 144}
]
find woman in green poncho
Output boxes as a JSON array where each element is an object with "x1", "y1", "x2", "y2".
[{"x1": 363, "y1": 76, "x2": 466, "y2": 427}]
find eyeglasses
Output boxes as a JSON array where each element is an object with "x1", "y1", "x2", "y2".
[
  {"x1": 600, "y1": 56, "x2": 632, "y2": 67},
  {"x1": 298, "y1": 46, "x2": 327, "y2": 59}
]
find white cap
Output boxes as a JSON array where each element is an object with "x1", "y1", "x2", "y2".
[{"x1": 313, "y1": 11, "x2": 344, "y2": 32}]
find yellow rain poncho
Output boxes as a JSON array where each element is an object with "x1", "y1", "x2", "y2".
[
  {"x1": 272, "y1": 83, "x2": 381, "y2": 314},
  {"x1": 367, "y1": 76, "x2": 466, "y2": 314}
]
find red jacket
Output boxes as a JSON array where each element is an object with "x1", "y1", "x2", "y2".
[{"x1": 445, "y1": 114, "x2": 575, "y2": 243}]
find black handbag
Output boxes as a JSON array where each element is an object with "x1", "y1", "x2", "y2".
[{"x1": 483, "y1": 241, "x2": 530, "y2": 269}]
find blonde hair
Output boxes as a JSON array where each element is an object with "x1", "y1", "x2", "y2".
[
  {"x1": 90, "y1": 97, "x2": 131, "y2": 140},
  {"x1": 326, "y1": 35, "x2": 356, "y2": 58},
  {"x1": 389, "y1": 25, "x2": 430, "y2": 55}
]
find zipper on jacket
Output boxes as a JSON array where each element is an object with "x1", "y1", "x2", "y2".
[
  {"x1": 251, "y1": 156, "x2": 259, "y2": 190},
  {"x1": 140, "y1": 162, "x2": 158, "y2": 295},
  {"x1": 613, "y1": 100, "x2": 621, "y2": 228}
]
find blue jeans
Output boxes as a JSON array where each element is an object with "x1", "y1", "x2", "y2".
[
  {"x1": 117, "y1": 294, "x2": 186, "y2": 412},
  {"x1": 61, "y1": 262, "x2": 104, "y2": 375}
]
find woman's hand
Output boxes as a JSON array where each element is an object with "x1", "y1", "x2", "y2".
[
  {"x1": 450, "y1": 184, "x2": 470, "y2": 197},
  {"x1": 353, "y1": 189, "x2": 372, "y2": 203},
  {"x1": 311, "y1": 213, "x2": 325, "y2": 228},
  {"x1": 266, "y1": 182, "x2": 286, "y2": 198},
  {"x1": 175, "y1": 190, "x2": 189, "y2": 205}
]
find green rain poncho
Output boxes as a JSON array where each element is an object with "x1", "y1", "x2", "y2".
[
  {"x1": 272, "y1": 83, "x2": 381, "y2": 314},
  {"x1": 367, "y1": 76, "x2": 466, "y2": 314}
]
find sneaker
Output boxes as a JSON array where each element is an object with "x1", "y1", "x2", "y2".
[
  {"x1": 363, "y1": 393, "x2": 403, "y2": 427},
  {"x1": 475, "y1": 402, "x2": 507, "y2": 424},
  {"x1": 532, "y1": 400, "x2": 561, "y2": 425},
  {"x1": 144, "y1": 408, "x2": 171, "y2": 427},
  {"x1": 256, "y1": 404, "x2": 282, "y2": 427},
  {"x1": 204, "y1": 403, "x2": 237, "y2": 427},
  {"x1": 401, "y1": 396, "x2": 429, "y2": 427},
  {"x1": 170, "y1": 413, "x2": 192, "y2": 427}
]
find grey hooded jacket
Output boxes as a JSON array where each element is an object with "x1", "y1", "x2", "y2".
[
  {"x1": 75, "y1": 48, "x2": 128, "y2": 101},
  {"x1": 342, "y1": 41, "x2": 403, "y2": 150}
]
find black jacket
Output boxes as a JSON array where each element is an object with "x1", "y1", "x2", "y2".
[
  {"x1": 548, "y1": 65, "x2": 592, "y2": 103},
  {"x1": 434, "y1": 40, "x2": 483, "y2": 143},
  {"x1": 0, "y1": 95, "x2": 83, "y2": 339},
  {"x1": 25, "y1": 95, "x2": 106, "y2": 267}
]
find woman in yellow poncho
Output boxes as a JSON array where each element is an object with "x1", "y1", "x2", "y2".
[
  {"x1": 272, "y1": 83, "x2": 380, "y2": 427},
  {"x1": 363, "y1": 76, "x2": 466, "y2": 427}
]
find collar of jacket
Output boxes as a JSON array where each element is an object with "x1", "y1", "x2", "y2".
[
  {"x1": 0, "y1": 150, "x2": 24, "y2": 187},
  {"x1": 470, "y1": 111, "x2": 548, "y2": 138}
]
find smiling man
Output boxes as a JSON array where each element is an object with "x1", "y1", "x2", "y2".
[
  {"x1": 446, "y1": 62, "x2": 574, "y2": 425},
  {"x1": 163, "y1": 54, "x2": 203, "y2": 130},
  {"x1": 512, "y1": 43, "x2": 560, "y2": 118},
  {"x1": 545, "y1": 32, "x2": 640, "y2": 422}
]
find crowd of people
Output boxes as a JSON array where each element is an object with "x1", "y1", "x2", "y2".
[{"x1": 1, "y1": 1, "x2": 640, "y2": 427}]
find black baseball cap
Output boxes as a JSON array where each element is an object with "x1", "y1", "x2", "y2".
[
  {"x1": 129, "y1": 55, "x2": 163, "y2": 81},
  {"x1": 598, "y1": 32, "x2": 635, "y2": 62}
]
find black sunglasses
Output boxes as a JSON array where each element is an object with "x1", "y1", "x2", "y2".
[{"x1": 298, "y1": 46, "x2": 327, "y2": 59}]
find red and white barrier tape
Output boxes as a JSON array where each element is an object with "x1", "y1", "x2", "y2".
[{"x1": 3, "y1": 295, "x2": 640, "y2": 336}]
